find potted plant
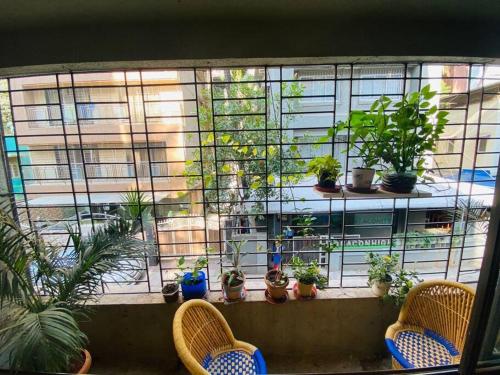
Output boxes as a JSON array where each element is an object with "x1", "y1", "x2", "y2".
[
  {"x1": 289, "y1": 256, "x2": 328, "y2": 298},
  {"x1": 162, "y1": 283, "x2": 179, "y2": 303},
  {"x1": 0, "y1": 205, "x2": 149, "y2": 373},
  {"x1": 221, "y1": 240, "x2": 247, "y2": 301},
  {"x1": 385, "y1": 269, "x2": 422, "y2": 306},
  {"x1": 366, "y1": 252, "x2": 399, "y2": 297},
  {"x1": 307, "y1": 155, "x2": 343, "y2": 193},
  {"x1": 338, "y1": 113, "x2": 380, "y2": 190},
  {"x1": 354, "y1": 85, "x2": 448, "y2": 193},
  {"x1": 264, "y1": 269, "x2": 289, "y2": 302},
  {"x1": 176, "y1": 256, "x2": 208, "y2": 300}
]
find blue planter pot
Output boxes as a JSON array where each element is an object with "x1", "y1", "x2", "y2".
[{"x1": 181, "y1": 271, "x2": 207, "y2": 300}]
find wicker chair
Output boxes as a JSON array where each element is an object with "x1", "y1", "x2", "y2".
[
  {"x1": 385, "y1": 280, "x2": 475, "y2": 369},
  {"x1": 173, "y1": 299, "x2": 267, "y2": 374}
]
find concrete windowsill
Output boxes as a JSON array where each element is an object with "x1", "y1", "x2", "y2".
[{"x1": 92, "y1": 287, "x2": 380, "y2": 306}]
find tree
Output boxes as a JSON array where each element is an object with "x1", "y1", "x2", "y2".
[{"x1": 185, "y1": 69, "x2": 307, "y2": 226}]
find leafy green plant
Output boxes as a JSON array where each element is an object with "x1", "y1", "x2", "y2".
[
  {"x1": 352, "y1": 85, "x2": 448, "y2": 177},
  {"x1": 319, "y1": 241, "x2": 337, "y2": 253},
  {"x1": 175, "y1": 256, "x2": 208, "y2": 286},
  {"x1": 293, "y1": 214, "x2": 317, "y2": 236},
  {"x1": 0, "y1": 202, "x2": 149, "y2": 372},
  {"x1": 338, "y1": 116, "x2": 379, "y2": 169},
  {"x1": 306, "y1": 155, "x2": 343, "y2": 183},
  {"x1": 384, "y1": 269, "x2": 422, "y2": 306},
  {"x1": 289, "y1": 256, "x2": 328, "y2": 289},
  {"x1": 120, "y1": 190, "x2": 152, "y2": 222},
  {"x1": 366, "y1": 252, "x2": 399, "y2": 284},
  {"x1": 221, "y1": 240, "x2": 246, "y2": 287}
]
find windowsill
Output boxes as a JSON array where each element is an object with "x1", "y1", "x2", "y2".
[{"x1": 91, "y1": 287, "x2": 380, "y2": 306}]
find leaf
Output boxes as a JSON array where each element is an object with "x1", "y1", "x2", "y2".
[
  {"x1": 221, "y1": 164, "x2": 231, "y2": 173},
  {"x1": 267, "y1": 175, "x2": 275, "y2": 185},
  {"x1": 236, "y1": 170, "x2": 244, "y2": 178},
  {"x1": 221, "y1": 134, "x2": 232, "y2": 144},
  {"x1": 250, "y1": 181, "x2": 262, "y2": 190}
]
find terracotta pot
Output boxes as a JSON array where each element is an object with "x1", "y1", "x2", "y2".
[
  {"x1": 76, "y1": 349, "x2": 92, "y2": 374},
  {"x1": 222, "y1": 273, "x2": 245, "y2": 301},
  {"x1": 298, "y1": 281, "x2": 314, "y2": 297},
  {"x1": 371, "y1": 280, "x2": 391, "y2": 297},
  {"x1": 265, "y1": 270, "x2": 289, "y2": 300},
  {"x1": 352, "y1": 168, "x2": 375, "y2": 189}
]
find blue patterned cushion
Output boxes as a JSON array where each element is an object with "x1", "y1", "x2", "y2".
[
  {"x1": 391, "y1": 329, "x2": 459, "y2": 368},
  {"x1": 202, "y1": 350, "x2": 257, "y2": 374}
]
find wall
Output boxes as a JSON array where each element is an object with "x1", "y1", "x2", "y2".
[
  {"x1": 80, "y1": 290, "x2": 399, "y2": 373},
  {"x1": 0, "y1": 1, "x2": 499, "y2": 76}
]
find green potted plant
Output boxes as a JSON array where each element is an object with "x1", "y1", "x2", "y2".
[
  {"x1": 338, "y1": 113, "x2": 380, "y2": 190},
  {"x1": 385, "y1": 269, "x2": 422, "y2": 306},
  {"x1": 307, "y1": 154, "x2": 343, "y2": 193},
  {"x1": 0, "y1": 205, "x2": 148, "y2": 373},
  {"x1": 366, "y1": 252, "x2": 399, "y2": 297},
  {"x1": 289, "y1": 256, "x2": 328, "y2": 298},
  {"x1": 264, "y1": 268, "x2": 289, "y2": 302},
  {"x1": 175, "y1": 256, "x2": 208, "y2": 300},
  {"x1": 221, "y1": 240, "x2": 247, "y2": 301},
  {"x1": 354, "y1": 85, "x2": 448, "y2": 193}
]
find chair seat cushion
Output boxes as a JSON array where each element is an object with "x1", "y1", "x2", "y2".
[
  {"x1": 202, "y1": 350, "x2": 258, "y2": 374},
  {"x1": 385, "y1": 328, "x2": 460, "y2": 368}
]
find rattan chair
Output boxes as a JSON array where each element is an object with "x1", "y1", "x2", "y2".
[
  {"x1": 173, "y1": 299, "x2": 267, "y2": 374},
  {"x1": 385, "y1": 280, "x2": 475, "y2": 369}
]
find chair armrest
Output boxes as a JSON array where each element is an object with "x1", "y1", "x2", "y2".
[{"x1": 385, "y1": 321, "x2": 404, "y2": 340}]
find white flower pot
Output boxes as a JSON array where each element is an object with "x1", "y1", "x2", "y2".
[
  {"x1": 371, "y1": 280, "x2": 391, "y2": 297},
  {"x1": 352, "y1": 168, "x2": 375, "y2": 189}
]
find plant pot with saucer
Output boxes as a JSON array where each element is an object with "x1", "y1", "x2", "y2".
[
  {"x1": 289, "y1": 256, "x2": 328, "y2": 299},
  {"x1": 307, "y1": 155, "x2": 343, "y2": 193},
  {"x1": 265, "y1": 269, "x2": 289, "y2": 302},
  {"x1": 220, "y1": 240, "x2": 247, "y2": 302}
]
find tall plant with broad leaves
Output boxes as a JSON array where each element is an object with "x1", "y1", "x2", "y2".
[
  {"x1": 0, "y1": 199, "x2": 150, "y2": 372},
  {"x1": 348, "y1": 85, "x2": 448, "y2": 177}
]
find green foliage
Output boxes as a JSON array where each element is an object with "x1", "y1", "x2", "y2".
[
  {"x1": 383, "y1": 269, "x2": 422, "y2": 306},
  {"x1": 221, "y1": 240, "x2": 246, "y2": 287},
  {"x1": 292, "y1": 214, "x2": 317, "y2": 236},
  {"x1": 0, "y1": 203, "x2": 149, "y2": 372},
  {"x1": 319, "y1": 241, "x2": 337, "y2": 253},
  {"x1": 175, "y1": 256, "x2": 208, "y2": 286},
  {"x1": 366, "y1": 252, "x2": 399, "y2": 284},
  {"x1": 306, "y1": 155, "x2": 343, "y2": 183},
  {"x1": 350, "y1": 84, "x2": 448, "y2": 176},
  {"x1": 339, "y1": 114, "x2": 379, "y2": 168},
  {"x1": 120, "y1": 190, "x2": 152, "y2": 222},
  {"x1": 184, "y1": 69, "x2": 306, "y2": 215},
  {"x1": 289, "y1": 256, "x2": 328, "y2": 289}
]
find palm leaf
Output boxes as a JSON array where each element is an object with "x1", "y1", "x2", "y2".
[{"x1": 0, "y1": 304, "x2": 87, "y2": 373}]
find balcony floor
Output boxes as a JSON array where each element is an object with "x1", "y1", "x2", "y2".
[{"x1": 91, "y1": 354, "x2": 391, "y2": 374}]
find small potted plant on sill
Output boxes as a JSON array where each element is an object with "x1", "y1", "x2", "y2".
[
  {"x1": 307, "y1": 154, "x2": 343, "y2": 193},
  {"x1": 366, "y1": 252, "x2": 399, "y2": 297},
  {"x1": 265, "y1": 268, "x2": 289, "y2": 302},
  {"x1": 162, "y1": 282, "x2": 180, "y2": 303},
  {"x1": 385, "y1": 269, "x2": 422, "y2": 306},
  {"x1": 221, "y1": 240, "x2": 247, "y2": 301},
  {"x1": 353, "y1": 85, "x2": 448, "y2": 193},
  {"x1": 176, "y1": 256, "x2": 208, "y2": 300},
  {"x1": 289, "y1": 256, "x2": 328, "y2": 298},
  {"x1": 338, "y1": 114, "x2": 380, "y2": 191}
]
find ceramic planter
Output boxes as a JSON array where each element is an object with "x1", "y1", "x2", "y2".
[
  {"x1": 162, "y1": 283, "x2": 179, "y2": 303},
  {"x1": 382, "y1": 172, "x2": 417, "y2": 193},
  {"x1": 265, "y1": 270, "x2": 289, "y2": 300},
  {"x1": 181, "y1": 271, "x2": 207, "y2": 300},
  {"x1": 352, "y1": 168, "x2": 375, "y2": 189},
  {"x1": 222, "y1": 272, "x2": 245, "y2": 301},
  {"x1": 371, "y1": 280, "x2": 391, "y2": 297},
  {"x1": 297, "y1": 281, "x2": 314, "y2": 297}
]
